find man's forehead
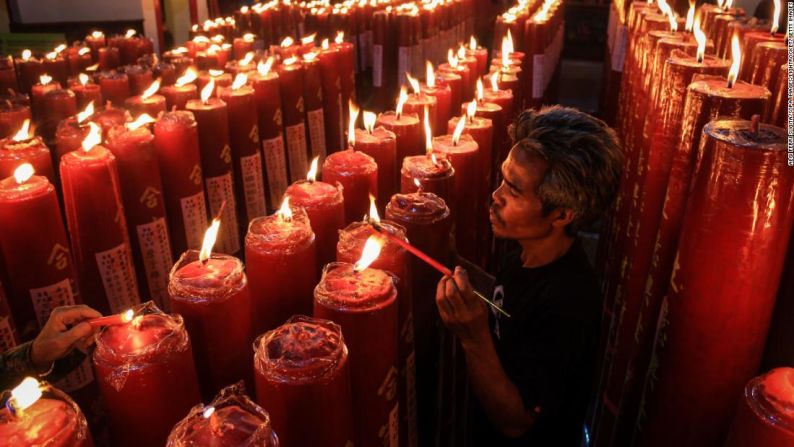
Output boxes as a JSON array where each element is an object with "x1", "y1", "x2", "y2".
[{"x1": 504, "y1": 149, "x2": 546, "y2": 189}]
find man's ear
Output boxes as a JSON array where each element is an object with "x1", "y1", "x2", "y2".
[{"x1": 551, "y1": 208, "x2": 575, "y2": 228}]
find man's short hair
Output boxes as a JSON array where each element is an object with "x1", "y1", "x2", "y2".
[{"x1": 508, "y1": 105, "x2": 623, "y2": 236}]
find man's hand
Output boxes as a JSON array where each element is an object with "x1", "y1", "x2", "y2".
[
  {"x1": 436, "y1": 266, "x2": 490, "y2": 345},
  {"x1": 30, "y1": 305, "x2": 102, "y2": 370}
]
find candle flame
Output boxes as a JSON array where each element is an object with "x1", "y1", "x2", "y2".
[
  {"x1": 469, "y1": 36, "x2": 477, "y2": 50},
  {"x1": 505, "y1": 29, "x2": 514, "y2": 55},
  {"x1": 396, "y1": 87, "x2": 408, "y2": 117},
  {"x1": 353, "y1": 235, "x2": 383, "y2": 272},
  {"x1": 452, "y1": 114, "x2": 466, "y2": 145},
  {"x1": 321, "y1": 39, "x2": 330, "y2": 50},
  {"x1": 258, "y1": 57, "x2": 274, "y2": 76},
  {"x1": 231, "y1": 73, "x2": 248, "y2": 90},
  {"x1": 77, "y1": 102, "x2": 95, "y2": 124},
  {"x1": 301, "y1": 33, "x2": 317, "y2": 45},
  {"x1": 78, "y1": 47, "x2": 90, "y2": 56},
  {"x1": 21, "y1": 49, "x2": 31, "y2": 61},
  {"x1": 10, "y1": 377, "x2": 43, "y2": 412},
  {"x1": 303, "y1": 51, "x2": 318, "y2": 62},
  {"x1": 13, "y1": 163, "x2": 34, "y2": 184},
  {"x1": 426, "y1": 61, "x2": 435, "y2": 88},
  {"x1": 476, "y1": 78, "x2": 484, "y2": 102},
  {"x1": 203, "y1": 406, "x2": 216, "y2": 419},
  {"x1": 39, "y1": 74, "x2": 52, "y2": 85},
  {"x1": 126, "y1": 113, "x2": 155, "y2": 131},
  {"x1": 726, "y1": 0, "x2": 734, "y2": 8},
  {"x1": 466, "y1": 100, "x2": 477, "y2": 120},
  {"x1": 90, "y1": 31, "x2": 104, "y2": 39},
  {"x1": 348, "y1": 100, "x2": 359, "y2": 147},
  {"x1": 685, "y1": 2, "x2": 695, "y2": 32},
  {"x1": 413, "y1": 177, "x2": 422, "y2": 189},
  {"x1": 200, "y1": 78, "x2": 214, "y2": 103},
  {"x1": 12, "y1": 119, "x2": 31, "y2": 142},
  {"x1": 424, "y1": 106, "x2": 432, "y2": 154},
  {"x1": 694, "y1": 18, "x2": 706, "y2": 63},
  {"x1": 54, "y1": 44, "x2": 66, "y2": 54},
  {"x1": 240, "y1": 52, "x2": 255, "y2": 66},
  {"x1": 243, "y1": 33, "x2": 256, "y2": 42},
  {"x1": 193, "y1": 36, "x2": 210, "y2": 45},
  {"x1": 81, "y1": 122, "x2": 102, "y2": 152},
  {"x1": 727, "y1": 35, "x2": 741, "y2": 87},
  {"x1": 490, "y1": 72, "x2": 499, "y2": 92},
  {"x1": 141, "y1": 78, "x2": 161, "y2": 99},
  {"x1": 45, "y1": 51, "x2": 57, "y2": 61},
  {"x1": 125, "y1": 29, "x2": 137, "y2": 38},
  {"x1": 199, "y1": 218, "x2": 221, "y2": 262},
  {"x1": 276, "y1": 196, "x2": 293, "y2": 222},
  {"x1": 283, "y1": 56, "x2": 298, "y2": 66},
  {"x1": 175, "y1": 67, "x2": 198, "y2": 87},
  {"x1": 209, "y1": 69, "x2": 225, "y2": 77},
  {"x1": 206, "y1": 44, "x2": 221, "y2": 55},
  {"x1": 363, "y1": 111, "x2": 376, "y2": 133},
  {"x1": 771, "y1": 0, "x2": 780, "y2": 34},
  {"x1": 281, "y1": 36, "x2": 295, "y2": 47},
  {"x1": 407, "y1": 73, "x2": 421, "y2": 95},
  {"x1": 368, "y1": 194, "x2": 380, "y2": 223},
  {"x1": 447, "y1": 49, "x2": 458, "y2": 68},
  {"x1": 457, "y1": 44, "x2": 466, "y2": 60},
  {"x1": 211, "y1": 35, "x2": 225, "y2": 44},
  {"x1": 307, "y1": 156, "x2": 319, "y2": 181},
  {"x1": 121, "y1": 309, "x2": 134, "y2": 323},
  {"x1": 717, "y1": 0, "x2": 725, "y2": 8},
  {"x1": 335, "y1": 31, "x2": 344, "y2": 44}
]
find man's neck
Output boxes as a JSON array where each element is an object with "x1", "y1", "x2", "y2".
[{"x1": 518, "y1": 233, "x2": 575, "y2": 268}]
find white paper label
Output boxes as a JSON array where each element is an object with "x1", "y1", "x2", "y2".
[
  {"x1": 29, "y1": 278, "x2": 76, "y2": 327},
  {"x1": 181, "y1": 191, "x2": 209, "y2": 250},
  {"x1": 0, "y1": 316, "x2": 15, "y2": 351},
  {"x1": 373, "y1": 44, "x2": 384, "y2": 87},
  {"x1": 285, "y1": 123, "x2": 309, "y2": 182},
  {"x1": 262, "y1": 136, "x2": 289, "y2": 207},
  {"x1": 398, "y1": 47, "x2": 410, "y2": 85},
  {"x1": 307, "y1": 108, "x2": 327, "y2": 159},
  {"x1": 95, "y1": 243, "x2": 140, "y2": 313},
  {"x1": 206, "y1": 173, "x2": 241, "y2": 254},
  {"x1": 533, "y1": 54, "x2": 545, "y2": 99},
  {"x1": 240, "y1": 153, "x2": 268, "y2": 220},
  {"x1": 135, "y1": 217, "x2": 173, "y2": 307}
]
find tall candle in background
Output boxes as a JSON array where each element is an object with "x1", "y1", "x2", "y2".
[
  {"x1": 318, "y1": 39, "x2": 345, "y2": 153},
  {"x1": 356, "y1": 111, "x2": 397, "y2": 210},
  {"x1": 377, "y1": 87, "x2": 423, "y2": 163},
  {"x1": 71, "y1": 73, "x2": 103, "y2": 109},
  {"x1": 97, "y1": 71, "x2": 129, "y2": 107},
  {"x1": 60, "y1": 122, "x2": 139, "y2": 314},
  {"x1": 124, "y1": 78, "x2": 166, "y2": 118},
  {"x1": 278, "y1": 56, "x2": 310, "y2": 182},
  {"x1": 15, "y1": 50, "x2": 44, "y2": 94},
  {"x1": 422, "y1": 62, "x2": 452, "y2": 133},
  {"x1": 0, "y1": 100, "x2": 31, "y2": 140},
  {"x1": 161, "y1": 68, "x2": 199, "y2": 110},
  {"x1": 403, "y1": 74, "x2": 438, "y2": 136},
  {"x1": 302, "y1": 51, "x2": 327, "y2": 160},
  {"x1": 0, "y1": 119, "x2": 55, "y2": 183}
]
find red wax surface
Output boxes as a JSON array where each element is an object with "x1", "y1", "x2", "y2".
[
  {"x1": 318, "y1": 45, "x2": 345, "y2": 153},
  {"x1": 153, "y1": 111, "x2": 209, "y2": 255},
  {"x1": 98, "y1": 47, "x2": 120, "y2": 71},
  {"x1": 54, "y1": 120, "x2": 88, "y2": 163},
  {"x1": 432, "y1": 133, "x2": 479, "y2": 259},
  {"x1": 249, "y1": 70, "x2": 288, "y2": 209},
  {"x1": 98, "y1": 71, "x2": 130, "y2": 107},
  {"x1": 740, "y1": 32, "x2": 783, "y2": 81},
  {"x1": 161, "y1": 84, "x2": 199, "y2": 111},
  {"x1": 332, "y1": 41, "x2": 356, "y2": 121},
  {"x1": 403, "y1": 92, "x2": 438, "y2": 135},
  {"x1": 314, "y1": 263, "x2": 399, "y2": 447},
  {"x1": 105, "y1": 125, "x2": 173, "y2": 308},
  {"x1": 354, "y1": 127, "x2": 397, "y2": 209},
  {"x1": 70, "y1": 83, "x2": 103, "y2": 110},
  {"x1": 0, "y1": 58, "x2": 17, "y2": 93},
  {"x1": 284, "y1": 180, "x2": 345, "y2": 269},
  {"x1": 302, "y1": 56, "x2": 327, "y2": 159},
  {"x1": 30, "y1": 82, "x2": 59, "y2": 123},
  {"x1": 377, "y1": 111, "x2": 423, "y2": 163},
  {"x1": 0, "y1": 397, "x2": 92, "y2": 447},
  {"x1": 725, "y1": 368, "x2": 794, "y2": 447},
  {"x1": 254, "y1": 315, "x2": 354, "y2": 447},
  {"x1": 277, "y1": 60, "x2": 309, "y2": 182},
  {"x1": 400, "y1": 154, "x2": 455, "y2": 205},
  {"x1": 43, "y1": 55, "x2": 69, "y2": 87},
  {"x1": 196, "y1": 72, "x2": 232, "y2": 96},
  {"x1": 125, "y1": 65, "x2": 153, "y2": 95},
  {"x1": 0, "y1": 102, "x2": 31, "y2": 139},
  {"x1": 38, "y1": 89, "x2": 77, "y2": 139},
  {"x1": 15, "y1": 57, "x2": 44, "y2": 94},
  {"x1": 483, "y1": 87, "x2": 514, "y2": 120},
  {"x1": 0, "y1": 174, "x2": 78, "y2": 340},
  {"x1": 437, "y1": 70, "x2": 463, "y2": 113},
  {"x1": 438, "y1": 64, "x2": 470, "y2": 103},
  {"x1": 169, "y1": 251, "x2": 252, "y2": 398},
  {"x1": 60, "y1": 145, "x2": 140, "y2": 314},
  {"x1": 0, "y1": 136, "x2": 55, "y2": 184},
  {"x1": 323, "y1": 148, "x2": 378, "y2": 224},
  {"x1": 245, "y1": 208, "x2": 317, "y2": 334},
  {"x1": 124, "y1": 94, "x2": 166, "y2": 118},
  {"x1": 170, "y1": 405, "x2": 275, "y2": 446},
  {"x1": 422, "y1": 83, "x2": 452, "y2": 135},
  {"x1": 93, "y1": 311, "x2": 202, "y2": 447},
  {"x1": 771, "y1": 64, "x2": 786, "y2": 127}
]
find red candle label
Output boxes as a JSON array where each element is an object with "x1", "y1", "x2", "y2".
[
  {"x1": 262, "y1": 136, "x2": 288, "y2": 207},
  {"x1": 135, "y1": 217, "x2": 173, "y2": 302},
  {"x1": 180, "y1": 192, "x2": 209, "y2": 250},
  {"x1": 240, "y1": 153, "x2": 267, "y2": 219},
  {"x1": 285, "y1": 123, "x2": 309, "y2": 181},
  {"x1": 206, "y1": 173, "x2": 241, "y2": 254},
  {"x1": 307, "y1": 108, "x2": 327, "y2": 159},
  {"x1": 29, "y1": 278, "x2": 75, "y2": 326},
  {"x1": 95, "y1": 243, "x2": 139, "y2": 312}
]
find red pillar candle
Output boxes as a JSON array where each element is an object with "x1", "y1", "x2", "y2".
[
  {"x1": 439, "y1": 51, "x2": 471, "y2": 104},
  {"x1": 483, "y1": 72, "x2": 515, "y2": 118},
  {"x1": 124, "y1": 78, "x2": 166, "y2": 118},
  {"x1": 167, "y1": 383, "x2": 279, "y2": 446},
  {"x1": 38, "y1": 88, "x2": 77, "y2": 141},
  {"x1": 196, "y1": 69, "x2": 232, "y2": 96},
  {"x1": 0, "y1": 120, "x2": 55, "y2": 183},
  {"x1": 250, "y1": 59, "x2": 289, "y2": 210},
  {"x1": 124, "y1": 65, "x2": 153, "y2": 96},
  {"x1": 356, "y1": 111, "x2": 397, "y2": 210},
  {"x1": 466, "y1": 36, "x2": 488, "y2": 76},
  {"x1": 284, "y1": 163, "x2": 346, "y2": 269},
  {"x1": 85, "y1": 31, "x2": 106, "y2": 62},
  {"x1": 42, "y1": 51, "x2": 69, "y2": 87},
  {"x1": 60, "y1": 123, "x2": 139, "y2": 314},
  {"x1": 302, "y1": 51, "x2": 328, "y2": 160},
  {"x1": 186, "y1": 85, "x2": 241, "y2": 256},
  {"x1": 748, "y1": 41, "x2": 786, "y2": 92},
  {"x1": 0, "y1": 378, "x2": 93, "y2": 446},
  {"x1": 168, "y1": 225, "x2": 253, "y2": 398},
  {"x1": 0, "y1": 101, "x2": 30, "y2": 140},
  {"x1": 422, "y1": 62, "x2": 452, "y2": 135},
  {"x1": 67, "y1": 47, "x2": 93, "y2": 78},
  {"x1": 469, "y1": 88, "x2": 506, "y2": 170},
  {"x1": 332, "y1": 32, "x2": 356, "y2": 124},
  {"x1": 725, "y1": 367, "x2": 794, "y2": 447},
  {"x1": 160, "y1": 68, "x2": 199, "y2": 111},
  {"x1": 30, "y1": 75, "x2": 60, "y2": 124},
  {"x1": 245, "y1": 201, "x2": 317, "y2": 334},
  {"x1": 0, "y1": 164, "x2": 79, "y2": 340},
  {"x1": 254, "y1": 315, "x2": 354, "y2": 447},
  {"x1": 93, "y1": 303, "x2": 202, "y2": 447},
  {"x1": 15, "y1": 50, "x2": 44, "y2": 95},
  {"x1": 318, "y1": 39, "x2": 345, "y2": 154},
  {"x1": 739, "y1": 23, "x2": 784, "y2": 81},
  {"x1": 105, "y1": 118, "x2": 174, "y2": 310},
  {"x1": 219, "y1": 74, "x2": 268, "y2": 227},
  {"x1": 437, "y1": 69, "x2": 463, "y2": 114},
  {"x1": 153, "y1": 111, "x2": 209, "y2": 255},
  {"x1": 638, "y1": 119, "x2": 792, "y2": 447},
  {"x1": 403, "y1": 75, "x2": 438, "y2": 135},
  {"x1": 232, "y1": 34, "x2": 257, "y2": 60},
  {"x1": 71, "y1": 73, "x2": 103, "y2": 109},
  {"x1": 377, "y1": 88, "x2": 423, "y2": 163},
  {"x1": 97, "y1": 71, "x2": 130, "y2": 107},
  {"x1": 314, "y1": 260, "x2": 399, "y2": 447},
  {"x1": 277, "y1": 56, "x2": 310, "y2": 183}
]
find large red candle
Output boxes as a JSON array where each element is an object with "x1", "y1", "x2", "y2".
[
  {"x1": 403, "y1": 80, "x2": 438, "y2": 136},
  {"x1": 60, "y1": 123, "x2": 140, "y2": 314},
  {"x1": 245, "y1": 203, "x2": 317, "y2": 334},
  {"x1": 0, "y1": 379, "x2": 93, "y2": 447},
  {"x1": 422, "y1": 63, "x2": 452, "y2": 134},
  {"x1": 332, "y1": 33, "x2": 356, "y2": 125},
  {"x1": 160, "y1": 68, "x2": 199, "y2": 111},
  {"x1": 0, "y1": 101, "x2": 31, "y2": 140},
  {"x1": 169, "y1": 243, "x2": 253, "y2": 398},
  {"x1": 196, "y1": 70, "x2": 232, "y2": 96},
  {"x1": 124, "y1": 78, "x2": 166, "y2": 118},
  {"x1": 439, "y1": 53, "x2": 471, "y2": 105},
  {"x1": 105, "y1": 120, "x2": 174, "y2": 310},
  {"x1": 355, "y1": 113, "x2": 397, "y2": 209},
  {"x1": 302, "y1": 52, "x2": 328, "y2": 160},
  {"x1": 318, "y1": 40, "x2": 345, "y2": 153},
  {"x1": 153, "y1": 111, "x2": 209, "y2": 256},
  {"x1": 93, "y1": 303, "x2": 202, "y2": 447},
  {"x1": 97, "y1": 71, "x2": 130, "y2": 107},
  {"x1": 437, "y1": 68, "x2": 463, "y2": 113},
  {"x1": 638, "y1": 119, "x2": 792, "y2": 447},
  {"x1": 70, "y1": 74, "x2": 103, "y2": 109},
  {"x1": 219, "y1": 74, "x2": 268, "y2": 225},
  {"x1": 15, "y1": 51, "x2": 44, "y2": 94},
  {"x1": 167, "y1": 383, "x2": 279, "y2": 446},
  {"x1": 30, "y1": 75, "x2": 59, "y2": 124},
  {"x1": 400, "y1": 154, "x2": 455, "y2": 206},
  {"x1": 42, "y1": 52, "x2": 69, "y2": 87},
  {"x1": 323, "y1": 147, "x2": 378, "y2": 224},
  {"x1": 724, "y1": 367, "x2": 794, "y2": 447},
  {"x1": 185, "y1": 90, "x2": 241, "y2": 255},
  {"x1": 314, "y1": 261, "x2": 399, "y2": 447},
  {"x1": 124, "y1": 65, "x2": 153, "y2": 96},
  {"x1": 97, "y1": 47, "x2": 120, "y2": 71},
  {"x1": 254, "y1": 315, "x2": 354, "y2": 447},
  {"x1": 377, "y1": 102, "x2": 423, "y2": 163},
  {"x1": 0, "y1": 121, "x2": 55, "y2": 184},
  {"x1": 85, "y1": 31, "x2": 106, "y2": 62},
  {"x1": 278, "y1": 57, "x2": 310, "y2": 182},
  {"x1": 0, "y1": 166, "x2": 78, "y2": 340}
]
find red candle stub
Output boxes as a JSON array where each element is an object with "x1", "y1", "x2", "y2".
[
  {"x1": 93, "y1": 302, "x2": 202, "y2": 447},
  {"x1": 254, "y1": 315, "x2": 354, "y2": 447},
  {"x1": 323, "y1": 148, "x2": 378, "y2": 224},
  {"x1": 725, "y1": 368, "x2": 794, "y2": 447},
  {"x1": 167, "y1": 383, "x2": 279, "y2": 446}
]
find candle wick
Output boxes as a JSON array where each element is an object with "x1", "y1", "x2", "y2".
[{"x1": 751, "y1": 114, "x2": 760, "y2": 136}]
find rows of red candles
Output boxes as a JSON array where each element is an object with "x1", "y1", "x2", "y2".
[{"x1": 593, "y1": 1, "x2": 792, "y2": 446}]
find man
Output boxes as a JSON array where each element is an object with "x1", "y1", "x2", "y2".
[{"x1": 437, "y1": 105, "x2": 623, "y2": 446}]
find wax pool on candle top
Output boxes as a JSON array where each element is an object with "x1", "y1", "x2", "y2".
[
  {"x1": 323, "y1": 149, "x2": 378, "y2": 224},
  {"x1": 400, "y1": 154, "x2": 455, "y2": 204},
  {"x1": 725, "y1": 367, "x2": 794, "y2": 447},
  {"x1": 284, "y1": 179, "x2": 345, "y2": 270}
]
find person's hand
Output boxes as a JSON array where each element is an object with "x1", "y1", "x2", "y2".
[
  {"x1": 30, "y1": 305, "x2": 102, "y2": 370},
  {"x1": 435, "y1": 266, "x2": 490, "y2": 345}
]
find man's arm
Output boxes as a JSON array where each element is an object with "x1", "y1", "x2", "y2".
[{"x1": 436, "y1": 268, "x2": 536, "y2": 438}]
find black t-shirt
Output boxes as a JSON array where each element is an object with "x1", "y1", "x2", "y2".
[{"x1": 470, "y1": 239, "x2": 601, "y2": 446}]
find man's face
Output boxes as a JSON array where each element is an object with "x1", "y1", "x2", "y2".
[{"x1": 489, "y1": 148, "x2": 562, "y2": 240}]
